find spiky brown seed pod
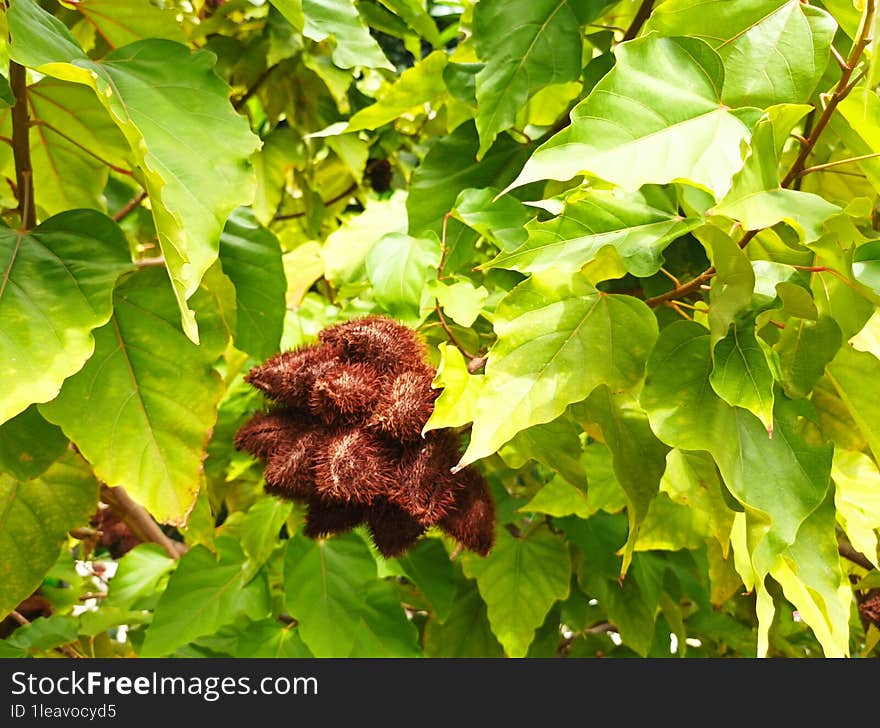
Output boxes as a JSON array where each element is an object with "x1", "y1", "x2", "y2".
[
  {"x1": 235, "y1": 314, "x2": 496, "y2": 557},
  {"x1": 310, "y1": 362, "x2": 380, "y2": 425},
  {"x1": 860, "y1": 594, "x2": 880, "y2": 626},
  {"x1": 91, "y1": 506, "x2": 141, "y2": 559}
]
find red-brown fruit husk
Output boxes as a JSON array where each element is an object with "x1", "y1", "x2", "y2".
[
  {"x1": 0, "y1": 593, "x2": 52, "y2": 639},
  {"x1": 263, "y1": 429, "x2": 320, "y2": 501},
  {"x1": 390, "y1": 430, "x2": 462, "y2": 525},
  {"x1": 313, "y1": 427, "x2": 395, "y2": 504},
  {"x1": 369, "y1": 367, "x2": 438, "y2": 442},
  {"x1": 91, "y1": 506, "x2": 141, "y2": 559},
  {"x1": 234, "y1": 409, "x2": 316, "y2": 461},
  {"x1": 319, "y1": 315, "x2": 428, "y2": 376},
  {"x1": 303, "y1": 496, "x2": 366, "y2": 538},
  {"x1": 860, "y1": 594, "x2": 880, "y2": 626},
  {"x1": 367, "y1": 498, "x2": 426, "y2": 558},
  {"x1": 438, "y1": 467, "x2": 496, "y2": 556},
  {"x1": 309, "y1": 362, "x2": 380, "y2": 425},
  {"x1": 245, "y1": 344, "x2": 339, "y2": 409}
]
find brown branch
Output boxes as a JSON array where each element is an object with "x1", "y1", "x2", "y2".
[
  {"x1": 622, "y1": 0, "x2": 655, "y2": 42},
  {"x1": 113, "y1": 190, "x2": 148, "y2": 223},
  {"x1": 232, "y1": 63, "x2": 280, "y2": 111},
  {"x1": 99, "y1": 484, "x2": 186, "y2": 559},
  {"x1": 839, "y1": 542, "x2": 876, "y2": 572},
  {"x1": 645, "y1": 267, "x2": 715, "y2": 308},
  {"x1": 273, "y1": 182, "x2": 358, "y2": 221},
  {"x1": 135, "y1": 255, "x2": 165, "y2": 268},
  {"x1": 10, "y1": 60, "x2": 35, "y2": 229}
]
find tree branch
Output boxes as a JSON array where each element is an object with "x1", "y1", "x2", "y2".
[
  {"x1": 273, "y1": 182, "x2": 358, "y2": 221},
  {"x1": 622, "y1": 0, "x2": 655, "y2": 42},
  {"x1": 99, "y1": 484, "x2": 186, "y2": 559},
  {"x1": 113, "y1": 190, "x2": 148, "y2": 223},
  {"x1": 839, "y1": 542, "x2": 875, "y2": 572},
  {"x1": 10, "y1": 60, "x2": 35, "y2": 229},
  {"x1": 233, "y1": 63, "x2": 280, "y2": 111}
]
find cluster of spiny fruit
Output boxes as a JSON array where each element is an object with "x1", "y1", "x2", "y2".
[{"x1": 234, "y1": 315, "x2": 495, "y2": 558}]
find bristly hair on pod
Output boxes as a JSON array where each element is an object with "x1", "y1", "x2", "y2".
[
  {"x1": 310, "y1": 362, "x2": 381, "y2": 425},
  {"x1": 313, "y1": 428, "x2": 394, "y2": 504},
  {"x1": 234, "y1": 314, "x2": 497, "y2": 558}
]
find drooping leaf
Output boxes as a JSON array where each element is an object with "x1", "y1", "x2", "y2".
[
  {"x1": 41, "y1": 268, "x2": 226, "y2": 526},
  {"x1": 832, "y1": 449, "x2": 880, "y2": 569},
  {"x1": 283, "y1": 532, "x2": 378, "y2": 657},
  {"x1": 698, "y1": 225, "x2": 756, "y2": 345},
  {"x1": 458, "y1": 270, "x2": 658, "y2": 468},
  {"x1": 8, "y1": 1, "x2": 262, "y2": 343},
  {"x1": 0, "y1": 210, "x2": 134, "y2": 425},
  {"x1": 451, "y1": 187, "x2": 531, "y2": 252},
  {"x1": 349, "y1": 580, "x2": 421, "y2": 657},
  {"x1": 0, "y1": 452, "x2": 99, "y2": 620},
  {"x1": 472, "y1": 0, "x2": 584, "y2": 156},
  {"x1": 508, "y1": 36, "x2": 754, "y2": 198},
  {"x1": 645, "y1": 0, "x2": 836, "y2": 107},
  {"x1": 239, "y1": 497, "x2": 292, "y2": 571},
  {"x1": 300, "y1": 0, "x2": 393, "y2": 70},
  {"x1": 486, "y1": 187, "x2": 701, "y2": 277},
  {"x1": 140, "y1": 537, "x2": 270, "y2": 657},
  {"x1": 423, "y1": 579, "x2": 504, "y2": 657},
  {"x1": 826, "y1": 344, "x2": 880, "y2": 463},
  {"x1": 499, "y1": 416, "x2": 587, "y2": 488},
  {"x1": 0, "y1": 405, "x2": 68, "y2": 481},
  {"x1": 424, "y1": 343, "x2": 484, "y2": 432},
  {"x1": 397, "y1": 537, "x2": 457, "y2": 622},
  {"x1": 218, "y1": 208, "x2": 286, "y2": 360},
  {"x1": 462, "y1": 525, "x2": 571, "y2": 657}
]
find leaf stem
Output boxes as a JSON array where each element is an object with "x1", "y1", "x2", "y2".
[
  {"x1": 273, "y1": 182, "x2": 358, "y2": 221},
  {"x1": 797, "y1": 151, "x2": 880, "y2": 177},
  {"x1": 29, "y1": 119, "x2": 133, "y2": 176},
  {"x1": 113, "y1": 190, "x2": 148, "y2": 223},
  {"x1": 10, "y1": 61, "x2": 35, "y2": 229},
  {"x1": 622, "y1": 0, "x2": 655, "y2": 41}
]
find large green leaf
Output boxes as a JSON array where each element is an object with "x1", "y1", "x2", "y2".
[
  {"x1": 472, "y1": 0, "x2": 583, "y2": 157},
  {"x1": 832, "y1": 449, "x2": 880, "y2": 569},
  {"x1": 645, "y1": 0, "x2": 836, "y2": 107},
  {"x1": 499, "y1": 416, "x2": 587, "y2": 488},
  {"x1": 300, "y1": 0, "x2": 393, "y2": 70},
  {"x1": 349, "y1": 581, "x2": 421, "y2": 657},
  {"x1": 423, "y1": 579, "x2": 504, "y2": 657},
  {"x1": 0, "y1": 77, "x2": 131, "y2": 217},
  {"x1": 0, "y1": 210, "x2": 134, "y2": 425},
  {"x1": 41, "y1": 268, "x2": 226, "y2": 526},
  {"x1": 462, "y1": 525, "x2": 571, "y2": 657},
  {"x1": 283, "y1": 532, "x2": 378, "y2": 657},
  {"x1": 0, "y1": 452, "x2": 98, "y2": 620},
  {"x1": 104, "y1": 543, "x2": 175, "y2": 610},
  {"x1": 508, "y1": 36, "x2": 754, "y2": 198},
  {"x1": 140, "y1": 537, "x2": 270, "y2": 657},
  {"x1": 826, "y1": 344, "x2": 880, "y2": 463},
  {"x1": 191, "y1": 618, "x2": 312, "y2": 658},
  {"x1": 775, "y1": 315, "x2": 842, "y2": 399},
  {"x1": 397, "y1": 538, "x2": 457, "y2": 622},
  {"x1": 8, "y1": 0, "x2": 262, "y2": 343},
  {"x1": 458, "y1": 270, "x2": 658, "y2": 468},
  {"x1": 366, "y1": 232, "x2": 441, "y2": 323},
  {"x1": 0, "y1": 405, "x2": 67, "y2": 481},
  {"x1": 451, "y1": 187, "x2": 532, "y2": 252},
  {"x1": 62, "y1": 0, "x2": 186, "y2": 48},
  {"x1": 486, "y1": 187, "x2": 701, "y2": 277},
  {"x1": 218, "y1": 208, "x2": 286, "y2": 360},
  {"x1": 642, "y1": 321, "x2": 831, "y2": 575}
]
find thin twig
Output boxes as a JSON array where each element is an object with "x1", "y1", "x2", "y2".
[
  {"x1": 99, "y1": 484, "x2": 186, "y2": 559},
  {"x1": 10, "y1": 60, "x2": 35, "y2": 229},
  {"x1": 622, "y1": 0, "x2": 655, "y2": 41},
  {"x1": 798, "y1": 152, "x2": 880, "y2": 177},
  {"x1": 232, "y1": 63, "x2": 280, "y2": 111},
  {"x1": 29, "y1": 119, "x2": 133, "y2": 176},
  {"x1": 839, "y1": 542, "x2": 875, "y2": 571},
  {"x1": 273, "y1": 182, "x2": 358, "y2": 221},
  {"x1": 113, "y1": 190, "x2": 148, "y2": 223}
]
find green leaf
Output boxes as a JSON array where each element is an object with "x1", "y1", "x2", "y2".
[
  {"x1": 0, "y1": 78, "x2": 131, "y2": 217},
  {"x1": 710, "y1": 321, "x2": 776, "y2": 434},
  {"x1": 284, "y1": 532, "x2": 378, "y2": 657},
  {"x1": 239, "y1": 497, "x2": 292, "y2": 570},
  {"x1": 8, "y1": 3, "x2": 262, "y2": 343},
  {"x1": 301, "y1": 0, "x2": 393, "y2": 70},
  {"x1": 366, "y1": 232, "x2": 441, "y2": 323},
  {"x1": 451, "y1": 187, "x2": 531, "y2": 252},
  {"x1": 349, "y1": 581, "x2": 421, "y2": 657},
  {"x1": 832, "y1": 450, "x2": 880, "y2": 569},
  {"x1": 219, "y1": 208, "x2": 286, "y2": 360},
  {"x1": 519, "y1": 475, "x2": 591, "y2": 519},
  {"x1": 0, "y1": 210, "x2": 134, "y2": 425},
  {"x1": 826, "y1": 344, "x2": 880, "y2": 463},
  {"x1": 377, "y1": 0, "x2": 440, "y2": 46},
  {"x1": 642, "y1": 321, "x2": 831, "y2": 574},
  {"x1": 462, "y1": 525, "x2": 570, "y2": 657},
  {"x1": 698, "y1": 226, "x2": 756, "y2": 345},
  {"x1": 105, "y1": 543, "x2": 175, "y2": 611},
  {"x1": 347, "y1": 50, "x2": 447, "y2": 131},
  {"x1": 0, "y1": 452, "x2": 98, "y2": 620},
  {"x1": 424, "y1": 343, "x2": 484, "y2": 432},
  {"x1": 499, "y1": 416, "x2": 587, "y2": 488},
  {"x1": 62, "y1": 0, "x2": 186, "y2": 48},
  {"x1": 426, "y1": 278, "x2": 489, "y2": 328},
  {"x1": 5, "y1": 614, "x2": 79, "y2": 653},
  {"x1": 645, "y1": 0, "x2": 836, "y2": 107},
  {"x1": 407, "y1": 122, "x2": 535, "y2": 271},
  {"x1": 472, "y1": 0, "x2": 584, "y2": 157},
  {"x1": 575, "y1": 387, "x2": 670, "y2": 575},
  {"x1": 458, "y1": 270, "x2": 658, "y2": 468},
  {"x1": 41, "y1": 269, "x2": 225, "y2": 526},
  {"x1": 397, "y1": 538, "x2": 457, "y2": 622},
  {"x1": 423, "y1": 579, "x2": 504, "y2": 657},
  {"x1": 775, "y1": 315, "x2": 842, "y2": 399},
  {"x1": 508, "y1": 36, "x2": 754, "y2": 198},
  {"x1": 853, "y1": 240, "x2": 880, "y2": 295},
  {"x1": 486, "y1": 187, "x2": 701, "y2": 277},
  {"x1": 829, "y1": 90, "x2": 880, "y2": 197},
  {"x1": 192, "y1": 618, "x2": 312, "y2": 658},
  {"x1": 140, "y1": 537, "x2": 270, "y2": 657},
  {"x1": 0, "y1": 405, "x2": 67, "y2": 481}
]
